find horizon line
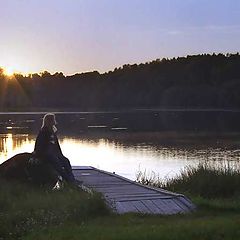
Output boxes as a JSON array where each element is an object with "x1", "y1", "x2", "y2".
[{"x1": 1, "y1": 51, "x2": 239, "y2": 77}]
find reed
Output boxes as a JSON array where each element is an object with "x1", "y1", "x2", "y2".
[{"x1": 136, "y1": 162, "x2": 240, "y2": 198}]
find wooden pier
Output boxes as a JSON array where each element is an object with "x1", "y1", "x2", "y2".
[{"x1": 73, "y1": 167, "x2": 195, "y2": 215}]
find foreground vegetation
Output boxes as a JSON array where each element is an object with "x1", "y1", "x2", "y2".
[
  {"x1": 136, "y1": 162, "x2": 240, "y2": 198},
  {"x1": 0, "y1": 180, "x2": 109, "y2": 240},
  {"x1": 1, "y1": 163, "x2": 240, "y2": 240}
]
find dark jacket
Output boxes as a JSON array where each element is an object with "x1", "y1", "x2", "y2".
[{"x1": 34, "y1": 126, "x2": 62, "y2": 158}]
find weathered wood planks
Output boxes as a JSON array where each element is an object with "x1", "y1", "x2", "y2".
[{"x1": 73, "y1": 166, "x2": 196, "y2": 215}]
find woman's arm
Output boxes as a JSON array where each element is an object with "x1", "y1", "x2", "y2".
[
  {"x1": 55, "y1": 135, "x2": 63, "y2": 156},
  {"x1": 34, "y1": 129, "x2": 50, "y2": 157}
]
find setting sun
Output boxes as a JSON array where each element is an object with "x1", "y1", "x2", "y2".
[
  {"x1": 2, "y1": 66, "x2": 31, "y2": 77},
  {"x1": 3, "y1": 66, "x2": 16, "y2": 76}
]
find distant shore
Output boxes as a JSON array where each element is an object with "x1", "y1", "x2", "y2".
[{"x1": 1, "y1": 107, "x2": 240, "y2": 114}]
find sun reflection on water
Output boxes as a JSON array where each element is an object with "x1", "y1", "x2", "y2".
[
  {"x1": 1, "y1": 133, "x2": 239, "y2": 180},
  {"x1": 0, "y1": 134, "x2": 193, "y2": 179},
  {"x1": 0, "y1": 134, "x2": 35, "y2": 161}
]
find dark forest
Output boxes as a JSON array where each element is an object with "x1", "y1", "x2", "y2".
[{"x1": 0, "y1": 53, "x2": 240, "y2": 111}]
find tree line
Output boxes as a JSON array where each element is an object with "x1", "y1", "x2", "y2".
[{"x1": 0, "y1": 53, "x2": 240, "y2": 111}]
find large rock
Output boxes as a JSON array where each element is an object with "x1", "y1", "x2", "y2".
[{"x1": 0, "y1": 153, "x2": 59, "y2": 187}]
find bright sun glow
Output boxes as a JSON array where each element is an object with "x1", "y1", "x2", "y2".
[
  {"x1": 3, "y1": 66, "x2": 16, "y2": 76},
  {"x1": 2, "y1": 66, "x2": 30, "y2": 77}
]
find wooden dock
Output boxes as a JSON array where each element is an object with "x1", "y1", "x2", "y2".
[{"x1": 73, "y1": 167, "x2": 195, "y2": 215}]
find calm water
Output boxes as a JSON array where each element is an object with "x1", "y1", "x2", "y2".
[{"x1": 1, "y1": 131, "x2": 240, "y2": 180}]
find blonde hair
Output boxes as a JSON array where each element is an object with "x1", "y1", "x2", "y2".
[{"x1": 41, "y1": 113, "x2": 56, "y2": 129}]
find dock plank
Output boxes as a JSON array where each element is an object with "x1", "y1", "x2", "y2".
[
  {"x1": 115, "y1": 201, "x2": 139, "y2": 214},
  {"x1": 131, "y1": 200, "x2": 151, "y2": 213},
  {"x1": 141, "y1": 200, "x2": 165, "y2": 214},
  {"x1": 73, "y1": 166, "x2": 196, "y2": 215}
]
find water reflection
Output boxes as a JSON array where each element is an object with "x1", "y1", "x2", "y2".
[
  {"x1": 0, "y1": 134, "x2": 35, "y2": 160},
  {"x1": 0, "y1": 133, "x2": 240, "y2": 180}
]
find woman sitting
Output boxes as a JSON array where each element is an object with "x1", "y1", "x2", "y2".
[{"x1": 34, "y1": 113, "x2": 75, "y2": 183}]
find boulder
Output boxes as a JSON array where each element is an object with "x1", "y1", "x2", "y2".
[{"x1": 0, "y1": 153, "x2": 59, "y2": 188}]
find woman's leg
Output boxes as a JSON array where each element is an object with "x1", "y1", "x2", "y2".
[
  {"x1": 46, "y1": 155, "x2": 70, "y2": 182},
  {"x1": 59, "y1": 156, "x2": 75, "y2": 182}
]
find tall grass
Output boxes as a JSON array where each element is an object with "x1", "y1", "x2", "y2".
[
  {"x1": 0, "y1": 179, "x2": 109, "y2": 239},
  {"x1": 136, "y1": 162, "x2": 240, "y2": 198}
]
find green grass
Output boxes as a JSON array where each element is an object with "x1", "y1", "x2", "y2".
[
  {"x1": 136, "y1": 162, "x2": 240, "y2": 198},
  {"x1": 23, "y1": 215, "x2": 240, "y2": 240},
  {"x1": 21, "y1": 195, "x2": 240, "y2": 240},
  {"x1": 1, "y1": 163, "x2": 240, "y2": 240},
  {"x1": 0, "y1": 179, "x2": 109, "y2": 239}
]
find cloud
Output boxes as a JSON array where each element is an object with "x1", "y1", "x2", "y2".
[
  {"x1": 164, "y1": 25, "x2": 240, "y2": 36},
  {"x1": 203, "y1": 25, "x2": 240, "y2": 33},
  {"x1": 166, "y1": 30, "x2": 183, "y2": 35}
]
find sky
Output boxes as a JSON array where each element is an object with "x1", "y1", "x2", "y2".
[{"x1": 0, "y1": 0, "x2": 240, "y2": 75}]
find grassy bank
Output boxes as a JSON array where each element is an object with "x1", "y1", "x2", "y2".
[
  {"x1": 0, "y1": 180, "x2": 109, "y2": 239},
  {"x1": 21, "y1": 196, "x2": 240, "y2": 240},
  {"x1": 1, "y1": 163, "x2": 240, "y2": 240},
  {"x1": 136, "y1": 162, "x2": 240, "y2": 198}
]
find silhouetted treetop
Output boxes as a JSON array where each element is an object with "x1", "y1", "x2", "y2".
[{"x1": 0, "y1": 53, "x2": 240, "y2": 110}]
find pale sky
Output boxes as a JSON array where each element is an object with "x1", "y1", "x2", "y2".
[{"x1": 0, "y1": 0, "x2": 240, "y2": 75}]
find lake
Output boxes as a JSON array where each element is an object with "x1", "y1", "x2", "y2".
[
  {"x1": 1, "y1": 132, "x2": 240, "y2": 180},
  {"x1": 0, "y1": 112, "x2": 240, "y2": 180}
]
